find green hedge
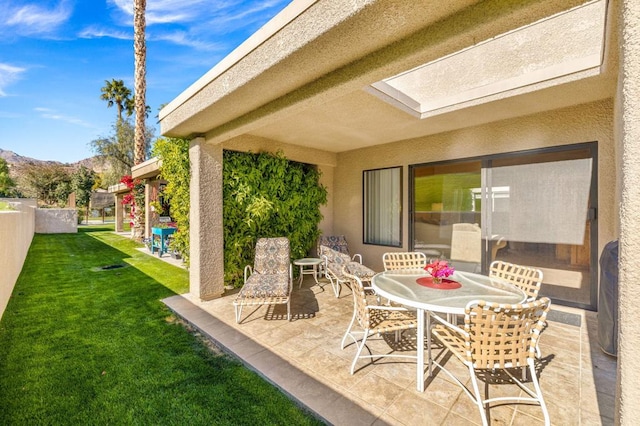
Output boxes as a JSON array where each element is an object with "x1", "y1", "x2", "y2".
[{"x1": 223, "y1": 150, "x2": 327, "y2": 288}]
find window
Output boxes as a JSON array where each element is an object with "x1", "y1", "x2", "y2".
[{"x1": 363, "y1": 167, "x2": 402, "y2": 246}]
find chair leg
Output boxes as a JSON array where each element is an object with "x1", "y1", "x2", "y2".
[
  {"x1": 528, "y1": 360, "x2": 550, "y2": 426},
  {"x1": 287, "y1": 300, "x2": 291, "y2": 321},
  {"x1": 350, "y1": 330, "x2": 370, "y2": 374},
  {"x1": 328, "y1": 276, "x2": 340, "y2": 297},
  {"x1": 235, "y1": 304, "x2": 243, "y2": 323},
  {"x1": 341, "y1": 309, "x2": 358, "y2": 349},
  {"x1": 468, "y1": 364, "x2": 490, "y2": 426}
]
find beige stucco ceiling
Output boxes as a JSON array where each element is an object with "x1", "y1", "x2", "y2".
[{"x1": 160, "y1": 0, "x2": 616, "y2": 153}]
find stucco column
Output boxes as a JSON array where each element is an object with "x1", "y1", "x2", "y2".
[
  {"x1": 189, "y1": 137, "x2": 224, "y2": 300},
  {"x1": 617, "y1": 0, "x2": 640, "y2": 423},
  {"x1": 114, "y1": 194, "x2": 124, "y2": 232}
]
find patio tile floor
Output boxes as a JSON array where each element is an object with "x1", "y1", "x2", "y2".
[{"x1": 163, "y1": 275, "x2": 616, "y2": 426}]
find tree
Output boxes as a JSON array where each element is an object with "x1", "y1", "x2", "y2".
[
  {"x1": 0, "y1": 158, "x2": 18, "y2": 197},
  {"x1": 131, "y1": 0, "x2": 148, "y2": 242},
  {"x1": 100, "y1": 79, "x2": 132, "y2": 122},
  {"x1": 72, "y1": 166, "x2": 96, "y2": 224},
  {"x1": 89, "y1": 119, "x2": 153, "y2": 187},
  {"x1": 133, "y1": 0, "x2": 147, "y2": 166},
  {"x1": 17, "y1": 163, "x2": 72, "y2": 206}
]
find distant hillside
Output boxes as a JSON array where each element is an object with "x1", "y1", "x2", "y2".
[{"x1": 0, "y1": 148, "x2": 106, "y2": 175}]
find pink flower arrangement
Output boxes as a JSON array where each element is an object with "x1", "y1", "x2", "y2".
[{"x1": 424, "y1": 260, "x2": 455, "y2": 279}]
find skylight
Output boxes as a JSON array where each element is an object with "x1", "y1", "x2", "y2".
[{"x1": 367, "y1": 0, "x2": 607, "y2": 119}]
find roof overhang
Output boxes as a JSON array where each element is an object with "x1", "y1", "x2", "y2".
[
  {"x1": 131, "y1": 157, "x2": 162, "y2": 180},
  {"x1": 107, "y1": 182, "x2": 129, "y2": 195},
  {"x1": 159, "y1": 0, "x2": 616, "y2": 153}
]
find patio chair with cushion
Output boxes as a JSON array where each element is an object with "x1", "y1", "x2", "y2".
[
  {"x1": 316, "y1": 234, "x2": 363, "y2": 263},
  {"x1": 382, "y1": 251, "x2": 428, "y2": 271},
  {"x1": 319, "y1": 245, "x2": 375, "y2": 297},
  {"x1": 340, "y1": 268, "x2": 418, "y2": 374},
  {"x1": 431, "y1": 297, "x2": 551, "y2": 426},
  {"x1": 233, "y1": 237, "x2": 293, "y2": 323}
]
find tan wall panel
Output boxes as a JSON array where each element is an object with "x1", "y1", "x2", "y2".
[{"x1": 0, "y1": 200, "x2": 36, "y2": 321}]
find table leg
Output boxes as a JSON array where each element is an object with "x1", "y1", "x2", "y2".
[
  {"x1": 417, "y1": 309, "x2": 425, "y2": 392},
  {"x1": 312, "y1": 264, "x2": 319, "y2": 284},
  {"x1": 427, "y1": 313, "x2": 432, "y2": 377},
  {"x1": 298, "y1": 265, "x2": 304, "y2": 288}
]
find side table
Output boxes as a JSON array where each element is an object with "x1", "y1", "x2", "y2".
[{"x1": 293, "y1": 258, "x2": 323, "y2": 289}]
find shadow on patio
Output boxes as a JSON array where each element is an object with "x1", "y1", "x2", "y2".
[{"x1": 165, "y1": 275, "x2": 617, "y2": 425}]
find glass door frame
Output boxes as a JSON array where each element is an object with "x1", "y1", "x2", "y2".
[{"x1": 409, "y1": 142, "x2": 598, "y2": 310}]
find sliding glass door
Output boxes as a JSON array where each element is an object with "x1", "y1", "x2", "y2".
[{"x1": 411, "y1": 143, "x2": 597, "y2": 309}]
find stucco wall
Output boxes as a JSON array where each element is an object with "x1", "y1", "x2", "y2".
[
  {"x1": 35, "y1": 209, "x2": 78, "y2": 234},
  {"x1": 332, "y1": 99, "x2": 615, "y2": 273},
  {"x1": 0, "y1": 199, "x2": 36, "y2": 321}
]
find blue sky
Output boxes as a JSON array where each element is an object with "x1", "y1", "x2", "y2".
[{"x1": 0, "y1": 0, "x2": 291, "y2": 163}]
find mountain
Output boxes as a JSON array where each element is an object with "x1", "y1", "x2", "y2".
[{"x1": 0, "y1": 148, "x2": 106, "y2": 174}]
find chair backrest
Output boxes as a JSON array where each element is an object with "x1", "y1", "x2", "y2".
[
  {"x1": 489, "y1": 260, "x2": 543, "y2": 301},
  {"x1": 317, "y1": 235, "x2": 350, "y2": 256},
  {"x1": 253, "y1": 237, "x2": 290, "y2": 275},
  {"x1": 450, "y1": 223, "x2": 481, "y2": 263},
  {"x1": 463, "y1": 297, "x2": 551, "y2": 369},
  {"x1": 343, "y1": 268, "x2": 370, "y2": 328},
  {"x1": 319, "y1": 245, "x2": 351, "y2": 267},
  {"x1": 382, "y1": 252, "x2": 427, "y2": 271}
]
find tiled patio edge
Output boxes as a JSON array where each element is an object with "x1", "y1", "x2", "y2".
[{"x1": 163, "y1": 294, "x2": 387, "y2": 426}]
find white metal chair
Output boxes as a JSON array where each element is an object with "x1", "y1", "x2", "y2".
[
  {"x1": 490, "y1": 260, "x2": 545, "y2": 359},
  {"x1": 233, "y1": 237, "x2": 293, "y2": 323},
  {"x1": 489, "y1": 260, "x2": 543, "y2": 302},
  {"x1": 382, "y1": 251, "x2": 427, "y2": 271},
  {"x1": 431, "y1": 298, "x2": 551, "y2": 426},
  {"x1": 340, "y1": 268, "x2": 418, "y2": 374}
]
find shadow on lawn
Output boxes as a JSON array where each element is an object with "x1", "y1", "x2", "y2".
[{"x1": 73, "y1": 225, "x2": 189, "y2": 296}]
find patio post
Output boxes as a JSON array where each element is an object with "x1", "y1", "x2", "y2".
[
  {"x1": 189, "y1": 137, "x2": 224, "y2": 300},
  {"x1": 114, "y1": 193, "x2": 124, "y2": 232},
  {"x1": 617, "y1": 0, "x2": 640, "y2": 423}
]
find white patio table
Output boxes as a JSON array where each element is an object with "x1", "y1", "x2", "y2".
[{"x1": 371, "y1": 269, "x2": 526, "y2": 392}]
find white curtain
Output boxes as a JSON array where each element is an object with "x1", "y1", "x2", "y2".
[{"x1": 364, "y1": 167, "x2": 401, "y2": 246}]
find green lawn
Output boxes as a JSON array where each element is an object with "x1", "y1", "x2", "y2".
[{"x1": 0, "y1": 225, "x2": 321, "y2": 425}]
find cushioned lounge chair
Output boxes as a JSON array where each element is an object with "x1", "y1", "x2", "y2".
[
  {"x1": 233, "y1": 237, "x2": 292, "y2": 323},
  {"x1": 319, "y1": 245, "x2": 374, "y2": 297}
]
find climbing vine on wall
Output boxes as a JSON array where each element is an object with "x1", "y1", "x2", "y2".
[{"x1": 223, "y1": 150, "x2": 328, "y2": 288}]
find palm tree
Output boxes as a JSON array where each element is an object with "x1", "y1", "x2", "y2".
[
  {"x1": 100, "y1": 79, "x2": 132, "y2": 122},
  {"x1": 133, "y1": 0, "x2": 146, "y2": 166}
]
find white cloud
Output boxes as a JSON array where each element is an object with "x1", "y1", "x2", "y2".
[
  {"x1": 110, "y1": 0, "x2": 208, "y2": 25},
  {"x1": 35, "y1": 107, "x2": 92, "y2": 127},
  {"x1": 2, "y1": 1, "x2": 72, "y2": 36},
  {"x1": 78, "y1": 26, "x2": 131, "y2": 40},
  {"x1": 149, "y1": 31, "x2": 224, "y2": 51},
  {"x1": 0, "y1": 63, "x2": 26, "y2": 97},
  {"x1": 108, "y1": 0, "x2": 290, "y2": 50}
]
